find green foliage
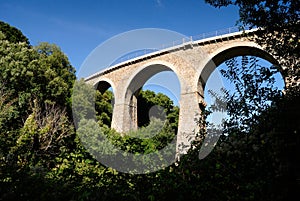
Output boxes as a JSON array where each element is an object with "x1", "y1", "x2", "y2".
[
  {"x1": 108, "y1": 118, "x2": 175, "y2": 154},
  {"x1": 196, "y1": 3, "x2": 299, "y2": 197},
  {"x1": 0, "y1": 21, "x2": 30, "y2": 45},
  {"x1": 137, "y1": 90, "x2": 179, "y2": 132},
  {"x1": 0, "y1": 23, "x2": 77, "y2": 201},
  {"x1": 0, "y1": 38, "x2": 38, "y2": 122},
  {"x1": 205, "y1": 0, "x2": 299, "y2": 86},
  {"x1": 95, "y1": 90, "x2": 113, "y2": 126},
  {"x1": 204, "y1": 0, "x2": 299, "y2": 29},
  {"x1": 34, "y1": 42, "x2": 76, "y2": 107},
  {"x1": 209, "y1": 56, "x2": 282, "y2": 132},
  {"x1": 0, "y1": 38, "x2": 76, "y2": 128},
  {"x1": 1, "y1": 15, "x2": 299, "y2": 201},
  {"x1": 181, "y1": 54, "x2": 299, "y2": 200},
  {"x1": 0, "y1": 84, "x2": 15, "y2": 131},
  {"x1": 72, "y1": 79, "x2": 97, "y2": 122}
]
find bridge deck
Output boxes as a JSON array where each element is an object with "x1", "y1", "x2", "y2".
[{"x1": 85, "y1": 27, "x2": 257, "y2": 81}]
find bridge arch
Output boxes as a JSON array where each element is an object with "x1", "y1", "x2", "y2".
[
  {"x1": 122, "y1": 60, "x2": 182, "y2": 131},
  {"x1": 123, "y1": 60, "x2": 183, "y2": 103},
  {"x1": 198, "y1": 41, "x2": 283, "y2": 91},
  {"x1": 193, "y1": 41, "x2": 285, "y2": 159},
  {"x1": 93, "y1": 78, "x2": 116, "y2": 127},
  {"x1": 85, "y1": 29, "x2": 287, "y2": 155},
  {"x1": 94, "y1": 78, "x2": 116, "y2": 94}
]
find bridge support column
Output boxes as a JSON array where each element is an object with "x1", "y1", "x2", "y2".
[
  {"x1": 176, "y1": 91, "x2": 205, "y2": 157},
  {"x1": 111, "y1": 100, "x2": 138, "y2": 134}
]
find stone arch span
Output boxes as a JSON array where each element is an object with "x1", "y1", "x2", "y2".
[
  {"x1": 111, "y1": 59, "x2": 202, "y2": 155},
  {"x1": 94, "y1": 78, "x2": 116, "y2": 94},
  {"x1": 120, "y1": 60, "x2": 182, "y2": 132},
  {"x1": 198, "y1": 42, "x2": 282, "y2": 91},
  {"x1": 93, "y1": 77, "x2": 116, "y2": 92},
  {"x1": 85, "y1": 32, "x2": 287, "y2": 156},
  {"x1": 123, "y1": 60, "x2": 183, "y2": 103}
]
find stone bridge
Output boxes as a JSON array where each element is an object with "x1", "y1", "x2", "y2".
[{"x1": 85, "y1": 28, "x2": 281, "y2": 154}]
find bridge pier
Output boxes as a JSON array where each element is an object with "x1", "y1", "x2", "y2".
[
  {"x1": 111, "y1": 101, "x2": 137, "y2": 134},
  {"x1": 176, "y1": 91, "x2": 204, "y2": 155}
]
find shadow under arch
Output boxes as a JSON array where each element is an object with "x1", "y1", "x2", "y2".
[
  {"x1": 123, "y1": 61, "x2": 182, "y2": 131},
  {"x1": 93, "y1": 78, "x2": 116, "y2": 94},
  {"x1": 94, "y1": 79, "x2": 116, "y2": 127}
]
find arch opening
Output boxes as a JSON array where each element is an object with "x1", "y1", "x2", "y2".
[
  {"x1": 199, "y1": 46, "x2": 285, "y2": 133},
  {"x1": 125, "y1": 63, "x2": 181, "y2": 135},
  {"x1": 199, "y1": 46, "x2": 284, "y2": 92},
  {"x1": 94, "y1": 80, "x2": 115, "y2": 128},
  {"x1": 196, "y1": 46, "x2": 285, "y2": 159},
  {"x1": 204, "y1": 56, "x2": 284, "y2": 122}
]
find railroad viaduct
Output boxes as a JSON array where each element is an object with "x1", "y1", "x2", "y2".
[{"x1": 84, "y1": 28, "x2": 281, "y2": 154}]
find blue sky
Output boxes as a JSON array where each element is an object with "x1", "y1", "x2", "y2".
[
  {"x1": 0, "y1": 0, "x2": 284, "y2": 109},
  {"x1": 0, "y1": 0, "x2": 240, "y2": 71}
]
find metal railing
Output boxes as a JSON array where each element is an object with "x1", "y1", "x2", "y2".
[{"x1": 110, "y1": 26, "x2": 251, "y2": 66}]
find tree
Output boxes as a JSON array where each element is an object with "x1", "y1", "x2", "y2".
[
  {"x1": 0, "y1": 21, "x2": 29, "y2": 45},
  {"x1": 0, "y1": 82, "x2": 15, "y2": 131},
  {"x1": 205, "y1": 0, "x2": 299, "y2": 86},
  {"x1": 0, "y1": 23, "x2": 78, "y2": 201},
  {"x1": 0, "y1": 37, "x2": 38, "y2": 126},
  {"x1": 95, "y1": 90, "x2": 113, "y2": 127},
  {"x1": 169, "y1": 55, "x2": 299, "y2": 201},
  {"x1": 199, "y1": 2, "x2": 300, "y2": 198},
  {"x1": 137, "y1": 89, "x2": 179, "y2": 132},
  {"x1": 16, "y1": 101, "x2": 74, "y2": 164},
  {"x1": 0, "y1": 38, "x2": 76, "y2": 127},
  {"x1": 209, "y1": 56, "x2": 282, "y2": 132},
  {"x1": 34, "y1": 42, "x2": 76, "y2": 108},
  {"x1": 0, "y1": 82, "x2": 16, "y2": 178},
  {"x1": 205, "y1": 0, "x2": 299, "y2": 27}
]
